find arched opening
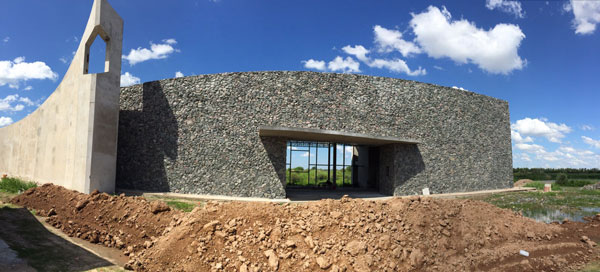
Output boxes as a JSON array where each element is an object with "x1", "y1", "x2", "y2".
[{"x1": 84, "y1": 26, "x2": 110, "y2": 74}]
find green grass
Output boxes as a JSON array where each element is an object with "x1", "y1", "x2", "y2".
[
  {"x1": 165, "y1": 200, "x2": 197, "y2": 212},
  {"x1": 286, "y1": 168, "x2": 353, "y2": 187},
  {"x1": 523, "y1": 181, "x2": 562, "y2": 191},
  {"x1": 0, "y1": 177, "x2": 37, "y2": 194},
  {"x1": 557, "y1": 179, "x2": 598, "y2": 187},
  {"x1": 472, "y1": 187, "x2": 600, "y2": 223},
  {"x1": 579, "y1": 260, "x2": 600, "y2": 272}
]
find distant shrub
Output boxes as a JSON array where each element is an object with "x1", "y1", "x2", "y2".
[
  {"x1": 0, "y1": 177, "x2": 37, "y2": 194},
  {"x1": 291, "y1": 174, "x2": 303, "y2": 184},
  {"x1": 556, "y1": 173, "x2": 568, "y2": 185}
]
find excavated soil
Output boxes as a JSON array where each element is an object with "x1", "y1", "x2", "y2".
[
  {"x1": 11, "y1": 184, "x2": 600, "y2": 271},
  {"x1": 11, "y1": 184, "x2": 181, "y2": 256}
]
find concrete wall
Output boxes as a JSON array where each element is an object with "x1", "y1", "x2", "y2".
[
  {"x1": 0, "y1": 0, "x2": 122, "y2": 193},
  {"x1": 117, "y1": 71, "x2": 513, "y2": 198}
]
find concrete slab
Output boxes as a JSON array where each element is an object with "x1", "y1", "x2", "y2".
[
  {"x1": 258, "y1": 126, "x2": 420, "y2": 146},
  {"x1": 118, "y1": 189, "x2": 292, "y2": 203},
  {"x1": 119, "y1": 186, "x2": 535, "y2": 203},
  {"x1": 34, "y1": 215, "x2": 127, "y2": 268}
]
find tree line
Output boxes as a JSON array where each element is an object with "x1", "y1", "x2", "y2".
[{"x1": 513, "y1": 168, "x2": 600, "y2": 181}]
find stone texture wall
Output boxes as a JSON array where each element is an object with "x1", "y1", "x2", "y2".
[{"x1": 117, "y1": 71, "x2": 512, "y2": 198}]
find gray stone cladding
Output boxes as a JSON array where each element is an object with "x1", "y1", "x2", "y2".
[{"x1": 117, "y1": 71, "x2": 513, "y2": 198}]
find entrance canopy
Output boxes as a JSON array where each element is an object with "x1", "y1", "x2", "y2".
[{"x1": 258, "y1": 126, "x2": 420, "y2": 146}]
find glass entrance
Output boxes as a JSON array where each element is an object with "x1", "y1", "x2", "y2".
[{"x1": 285, "y1": 141, "x2": 356, "y2": 188}]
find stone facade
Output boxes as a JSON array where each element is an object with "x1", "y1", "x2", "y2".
[{"x1": 117, "y1": 71, "x2": 513, "y2": 198}]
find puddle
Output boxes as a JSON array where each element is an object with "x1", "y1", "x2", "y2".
[{"x1": 524, "y1": 207, "x2": 600, "y2": 223}]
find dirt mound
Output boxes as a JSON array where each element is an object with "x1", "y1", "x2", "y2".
[
  {"x1": 11, "y1": 184, "x2": 182, "y2": 256},
  {"x1": 131, "y1": 197, "x2": 591, "y2": 272},
  {"x1": 514, "y1": 179, "x2": 534, "y2": 187},
  {"x1": 11, "y1": 184, "x2": 600, "y2": 271}
]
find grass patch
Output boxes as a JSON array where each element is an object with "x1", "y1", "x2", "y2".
[
  {"x1": 558, "y1": 179, "x2": 598, "y2": 187},
  {"x1": 524, "y1": 181, "x2": 562, "y2": 191},
  {"x1": 579, "y1": 259, "x2": 600, "y2": 272},
  {"x1": 166, "y1": 200, "x2": 196, "y2": 212},
  {"x1": 472, "y1": 187, "x2": 600, "y2": 223},
  {"x1": 0, "y1": 177, "x2": 37, "y2": 194},
  {"x1": 286, "y1": 168, "x2": 353, "y2": 187}
]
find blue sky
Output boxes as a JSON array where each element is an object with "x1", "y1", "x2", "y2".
[{"x1": 1, "y1": 0, "x2": 599, "y2": 169}]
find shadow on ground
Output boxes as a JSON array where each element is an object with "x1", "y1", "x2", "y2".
[{"x1": 0, "y1": 205, "x2": 114, "y2": 272}]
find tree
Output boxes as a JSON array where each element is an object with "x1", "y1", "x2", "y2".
[{"x1": 556, "y1": 173, "x2": 568, "y2": 185}]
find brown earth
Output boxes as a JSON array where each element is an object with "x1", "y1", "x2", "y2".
[
  {"x1": 11, "y1": 184, "x2": 182, "y2": 257},
  {"x1": 514, "y1": 179, "x2": 534, "y2": 187},
  {"x1": 10, "y1": 184, "x2": 600, "y2": 271}
]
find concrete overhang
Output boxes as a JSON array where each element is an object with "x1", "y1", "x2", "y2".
[{"x1": 258, "y1": 126, "x2": 420, "y2": 146}]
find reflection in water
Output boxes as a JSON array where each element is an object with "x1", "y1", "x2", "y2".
[{"x1": 524, "y1": 207, "x2": 600, "y2": 223}]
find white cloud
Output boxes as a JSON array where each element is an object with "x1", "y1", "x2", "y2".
[
  {"x1": 0, "y1": 94, "x2": 29, "y2": 112},
  {"x1": 369, "y1": 58, "x2": 426, "y2": 76},
  {"x1": 583, "y1": 136, "x2": 600, "y2": 148},
  {"x1": 433, "y1": 65, "x2": 444, "y2": 70},
  {"x1": 373, "y1": 25, "x2": 421, "y2": 57},
  {"x1": 342, "y1": 45, "x2": 426, "y2": 76},
  {"x1": 0, "y1": 117, "x2": 13, "y2": 127},
  {"x1": 175, "y1": 71, "x2": 184, "y2": 78},
  {"x1": 0, "y1": 57, "x2": 58, "y2": 89},
  {"x1": 122, "y1": 39, "x2": 179, "y2": 65},
  {"x1": 485, "y1": 0, "x2": 525, "y2": 18},
  {"x1": 517, "y1": 153, "x2": 532, "y2": 162},
  {"x1": 511, "y1": 117, "x2": 572, "y2": 143},
  {"x1": 565, "y1": 0, "x2": 600, "y2": 35},
  {"x1": 302, "y1": 59, "x2": 326, "y2": 71},
  {"x1": 120, "y1": 72, "x2": 140, "y2": 87},
  {"x1": 163, "y1": 39, "x2": 177, "y2": 45},
  {"x1": 3, "y1": 37, "x2": 9, "y2": 43},
  {"x1": 558, "y1": 146, "x2": 595, "y2": 156},
  {"x1": 342, "y1": 45, "x2": 370, "y2": 63},
  {"x1": 18, "y1": 97, "x2": 34, "y2": 106},
  {"x1": 582, "y1": 125, "x2": 594, "y2": 131},
  {"x1": 511, "y1": 130, "x2": 533, "y2": 144},
  {"x1": 451, "y1": 86, "x2": 467, "y2": 91},
  {"x1": 23, "y1": 86, "x2": 33, "y2": 91},
  {"x1": 410, "y1": 6, "x2": 526, "y2": 74},
  {"x1": 327, "y1": 56, "x2": 361, "y2": 73},
  {"x1": 515, "y1": 143, "x2": 545, "y2": 152},
  {"x1": 517, "y1": 142, "x2": 600, "y2": 168},
  {"x1": 59, "y1": 57, "x2": 68, "y2": 64}
]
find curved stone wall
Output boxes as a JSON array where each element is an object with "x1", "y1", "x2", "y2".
[{"x1": 117, "y1": 71, "x2": 513, "y2": 198}]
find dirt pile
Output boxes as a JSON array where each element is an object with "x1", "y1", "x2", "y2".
[
  {"x1": 11, "y1": 184, "x2": 600, "y2": 271},
  {"x1": 131, "y1": 197, "x2": 592, "y2": 272},
  {"x1": 11, "y1": 184, "x2": 182, "y2": 256},
  {"x1": 514, "y1": 179, "x2": 534, "y2": 187}
]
